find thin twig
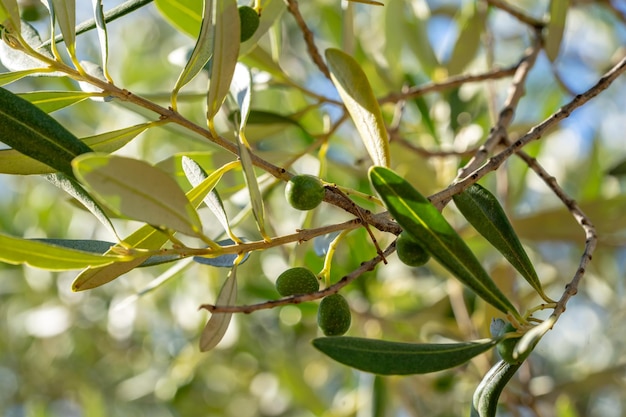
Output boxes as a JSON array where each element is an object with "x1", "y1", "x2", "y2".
[
  {"x1": 484, "y1": 0, "x2": 545, "y2": 29},
  {"x1": 429, "y1": 54, "x2": 626, "y2": 207},
  {"x1": 284, "y1": 0, "x2": 331, "y2": 79},
  {"x1": 199, "y1": 242, "x2": 396, "y2": 313},
  {"x1": 379, "y1": 64, "x2": 520, "y2": 104},
  {"x1": 455, "y1": 33, "x2": 542, "y2": 181}
]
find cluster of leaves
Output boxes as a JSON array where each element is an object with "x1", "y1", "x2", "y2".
[{"x1": 0, "y1": 0, "x2": 624, "y2": 415}]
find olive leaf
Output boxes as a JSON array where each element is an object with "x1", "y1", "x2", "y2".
[
  {"x1": 72, "y1": 160, "x2": 239, "y2": 291},
  {"x1": 18, "y1": 90, "x2": 95, "y2": 113},
  {"x1": 452, "y1": 183, "x2": 552, "y2": 302},
  {"x1": 326, "y1": 48, "x2": 390, "y2": 168},
  {"x1": 0, "y1": 0, "x2": 20, "y2": 32},
  {"x1": 206, "y1": 0, "x2": 240, "y2": 122},
  {"x1": 0, "y1": 122, "x2": 152, "y2": 175},
  {"x1": 200, "y1": 264, "x2": 238, "y2": 351},
  {"x1": 45, "y1": 173, "x2": 119, "y2": 239},
  {"x1": 0, "y1": 87, "x2": 92, "y2": 178},
  {"x1": 369, "y1": 166, "x2": 522, "y2": 321},
  {"x1": 312, "y1": 337, "x2": 498, "y2": 375},
  {"x1": 155, "y1": 0, "x2": 202, "y2": 38},
  {"x1": 92, "y1": 0, "x2": 112, "y2": 81},
  {"x1": 446, "y1": 2, "x2": 485, "y2": 75},
  {"x1": 45, "y1": 0, "x2": 77, "y2": 61},
  {"x1": 470, "y1": 360, "x2": 522, "y2": 417},
  {"x1": 171, "y1": 0, "x2": 214, "y2": 109},
  {"x1": 545, "y1": 0, "x2": 570, "y2": 62},
  {"x1": 0, "y1": 232, "x2": 129, "y2": 271}
]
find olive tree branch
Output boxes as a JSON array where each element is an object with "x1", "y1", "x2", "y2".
[
  {"x1": 483, "y1": 0, "x2": 544, "y2": 29},
  {"x1": 199, "y1": 242, "x2": 396, "y2": 313},
  {"x1": 454, "y1": 33, "x2": 542, "y2": 183},
  {"x1": 429, "y1": 54, "x2": 626, "y2": 207},
  {"x1": 284, "y1": 0, "x2": 331, "y2": 79}
]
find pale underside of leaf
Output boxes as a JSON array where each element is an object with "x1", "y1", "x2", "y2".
[
  {"x1": 200, "y1": 265, "x2": 238, "y2": 351},
  {"x1": 312, "y1": 337, "x2": 497, "y2": 375},
  {"x1": 72, "y1": 154, "x2": 203, "y2": 237},
  {"x1": 471, "y1": 360, "x2": 522, "y2": 417},
  {"x1": 92, "y1": 0, "x2": 112, "y2": 81},
  {"x1": 326, "y1": 48, "x2": 390, "y2": 168},
  {"x1": 369, "y1": 166, "x2": 521, "y2": 320}
]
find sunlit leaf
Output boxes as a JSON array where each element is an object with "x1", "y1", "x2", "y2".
[
  {"x1": 313, "y1": 337, "x2": 497, "y2": 375},
  {"x1": 171, "y1": 0, "x2": 214, "y2": 109},
  {"x1": 155, "y1": 0, "x2": 202, "y2": 38},
  {"x1": 545, "y1": 0, "x2": 570, "y2": 62},
  {"x1": 369, "y1": 166, "x2": 521, "y2": 320},
  {"x1": 92, "y1": 0, "x2": 112, "y2": 81},
  {"x1": 72, "y1": 154, "x2": 203, "y2": 237},
  {"x1": 0, "y1": 123, "x2": 151, "y2": 175},
  {"x1": 206, "y1": 0, "x2": 240, "y2": 121},
  {"x1": 45, "y1": 173, "x2": 119, "y2": 239},
  {"x1": 513, "y1": 316, "x2": 555, "y2": 361},
  {"x1": 470, "y1": 360, "x2": 522, "y2": 417},
  {"x1": 0, "y1": 232, "x2": 128, "y2": 270},
  {"x1": 200, "y1": 265, "x2": 238, "y2": 351},
  {"x1": 17, "y1": 90, "x2": 94, "y2": 113},
  {"x1": 0, "y1": 21, "x2": 56, "y2": 72},
  {"x1": 47, "y1": 0, "x2": 77, "y2": 59},
  {"x1": 0, "y1": 87, "x2": 92, "y2": 178},
  {"x1": 72, "y1": 160, "x2": 239, "y2": 291},
  {"x1": 231, "y1": 63, "x2": 252, "y2": 126},
  {"x1": 326, "y1": 48, "x2": 390, "y2": 168},
  {"x1": 0, "y1": 0, "x2": 20, "y2": 32},
  {"x1": 453, "y1": 183, "x2": 550, "y2": 301}
]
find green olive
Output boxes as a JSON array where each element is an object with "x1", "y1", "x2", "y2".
[
  {"x1": 396, "y1": 232, "x2": 430, "y2": 267},
  {"x1": 285, "y1": 174, "x2": 325, "y2": 211},
  {"x1": 238, "y1": 6, "x2": 260, "y2": 43},
  {"x1": 496, "y1": 322, "x2": 528, "y2": 364},
  {"x1": 317, "y1": 293, "x2": 351, "y2": 336},
  {"x1": 275, "y1": 267, "x2": 319, "y2": 297}
]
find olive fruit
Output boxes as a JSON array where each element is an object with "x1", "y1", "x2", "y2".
[
  {"x1": 317, "y1": 294, "x2": 351, "y2": 336},
  {"x1": 396, "y1": 232, "x2": 430, "y2": 267},
  {"x1": 275, "y1": 267, "x2": 319, "y2": 297},
  {"x1": 238, "y1": 6, "x2": 260, "y2": 42},
  {"x1": 496, "y1": 322, "x2": 528, "y2": 364},
  {"x1": 285, "y1": 174, "x2": 325, "y2": 211}
]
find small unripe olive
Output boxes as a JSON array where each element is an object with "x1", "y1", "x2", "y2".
[
  {"x1": 317, "y1": 294, "x2": 351, "y2": 336},
  {"x1": 396, "y1": 232, "x2": 430, "y2": 267},
  {"x1": 275, "y1": 267, "x2": 319, "y2": 297},
  {"x1": 496, "y1": 322, "x2": 528, "y2": 364},
  {"x1": 285, "y1": 174, "x2": 325, "y2": 211},
  {"x1": 238, "y1": 6, "x2": 260, "y2": 42}
]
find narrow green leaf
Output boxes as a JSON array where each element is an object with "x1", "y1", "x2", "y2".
[
  {"x1": 155, "y1": 0, "x2": 202, "y2": 38},
  {"x1": 513, "y1": 315, "x2": 555, "y2": 361},
  {"x1": 45, "y1": 173, "x2": 119, "y2": 239},
  {"x1": 0, "y1": 0, "x2": 20, "y2": 32},
  {"x1": 18, "y1": 90, "x2": 93, "y2": 113},
  {"x1": 72, "y1": 154, "x2": 203, "y2": 237},
  {"x1": 545, "y1": 0, "x2": 569, "y2": 62},
  {"x1": 369, "y1": 166, "x2": 521, "y2": 320},
  {"x1": 0, "y1": 87, "x2": 92, "y2": 178},
  {"x1": 92, "y1": 0, "x2": 112, "y2": 81},
  {"x1": 0, "y1": 123, "x2": 151, "y2": 175},
  {"x1": 182, "y1": 156, "x2": 236, "y2": 239},
  {"x1": 326, "y1": 48, "x2": 390, "y2": 168},
  {"x1": 0, "y1": 69, "x2": 48, "y2": 86},
  {"x1": 72, "y1": 160, "x2": 238, "y2": 291},
  {"x1": 48, "y1": 0, "x2": 77, "y2": 57},
  {"x1": 0, "y1": 232, "x2": 128, "y2": 270},
  {"x1": 470, "y1": 360, "x2": 522, "y2": 417},
  {"x1": 404, "y1": 13, "x2": 439, "y2": 78},
  {"x1": 446, "y1": 3, "x2": 485, "y2": 75},
  {"x1": 200, "y1": 265, "x2": 238, "y2": 351},
  {"x1": 171, "y1": 0, "x2": 214, "y2": 109},
  {"x1": 313, "y1": 337, "x2": 498, "y2": 375},
  {"x1": 43, "y1": 0, "x2": 155, "y2": 47},
  {"x1": 206, "y1": 0, "x2": 240, "y2": 121},
  {"x1": 453, "y1": 184, "x2": 550, "y2": 301}
]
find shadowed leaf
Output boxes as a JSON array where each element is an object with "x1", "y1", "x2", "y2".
[
  {"x1": 313, "y1": 337, "x2": 498, "y2": 375},
  {"x1": 200, "y1": 265, "x2": 238, "y2": 351},
  {"x1": 369, "y1": 166, "x2": 521, "y2": 320},
  {"x1": 471, "y1": 360, "x2": 522, "y2": 417}
]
